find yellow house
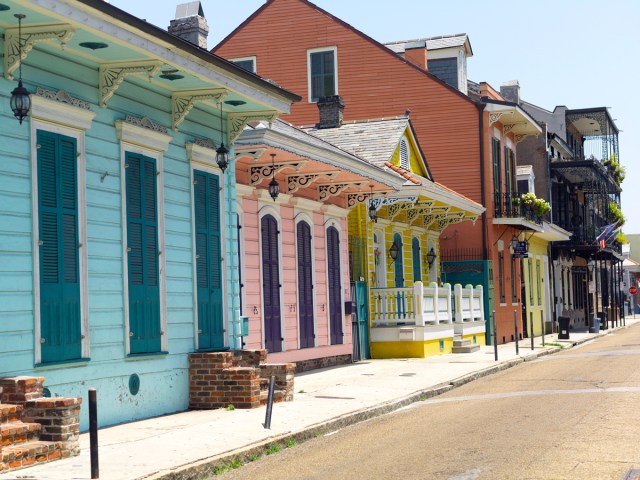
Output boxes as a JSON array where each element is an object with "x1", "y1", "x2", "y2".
[{"x1": 305, "y1": 115, "x2": 485, "y2": 358}]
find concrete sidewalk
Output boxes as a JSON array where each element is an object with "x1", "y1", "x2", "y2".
[{"x1": 2, "y1": 316, "x2": 637, "y2": 480}]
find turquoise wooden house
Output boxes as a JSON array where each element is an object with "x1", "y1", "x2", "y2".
[{"x1": 0, "y1": 0, "x2": 298, "y2": 429}]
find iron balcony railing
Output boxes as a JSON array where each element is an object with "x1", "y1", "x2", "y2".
[{"x1": 494, "y1": 192, "x2": 546, "y2": 225}]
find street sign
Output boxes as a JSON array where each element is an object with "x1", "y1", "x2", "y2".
[
  {"x1": 513, "y1": 253, "x2": 528, "y2": 259},
  {"x1": 630, "y1": 286, "x2": 638, "y2": 295},
  {"x1": 513, "y1": 241, "x2": 528, "y2": 255}
]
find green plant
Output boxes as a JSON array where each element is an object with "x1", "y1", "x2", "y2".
[
  {"x1": 544, "y1": 342, "x2": 565, "y2": 349},
  {"x1": 225, "y1": 404, "x2": 235, "y2": 411},
  {"x1": 266, "y1": 444, "x2": 281, "y2": 455},
  {"x1": 604, "y1": 155, "x2": 625, "y2": 184},
  {"x1": 520, "y1": 193, "x2": 550, "y2": 217},
  {"x1": 298, "y1": 389, "x2": 306, "y2": 394},
  {"x1": 520, "y1": 192, "x2": 536, "y2": 207},
  {"x1": 286, "y1": 438, "x2": 298, "y2": 448},
  {"x1": 608, "y1": 202, "x2": 625, "y2": 227},
  {"x1": 249, "y1": 453, "x2": 261, "y2": 462},
  {"x1": 314, "y1": 430, "x2": 323, "y2": 438},
  {"x1": 615, "y1": 231, "x2": 628, "y2": 245}
]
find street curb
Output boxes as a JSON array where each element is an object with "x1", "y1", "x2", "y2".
[{"x1": 146, "y1": 323, "x2": 633, "y2": 480}]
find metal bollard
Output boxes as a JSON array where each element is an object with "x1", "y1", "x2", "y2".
[
  {"x1": 530, "y1": 311, "x2": 534, "y2": 351},
  {"x1": 89, "y1": 388, "x2": 99, "y2": 479},
  {"x1": 492, "y1": 310, "x2": 498, "y2": 361},
  {"x1": 514, "y1": 310, "x2": 519, "y2": 356},
  {"x1": 263, "y1": 375, "x2": 276, "y2": 429},
  {"x1": 541, "y1": 311, "x2": 545, "y2": 347}
]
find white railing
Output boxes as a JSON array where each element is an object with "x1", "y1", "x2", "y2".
[
  {"x1": 370, "y1": 287, "x2": 416, "y2": 325},
  {"x1": 370, "y1": 282, "x2": 485, "y2": 328},
  {"x1": 454, "y1": 284, "x2": 485, "y2": 324}
]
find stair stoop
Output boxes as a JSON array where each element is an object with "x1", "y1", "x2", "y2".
[
  {"x1": 189, "y1": 351, "x2": 296, "y2": 409},
  {"x1": 0, "y1": 377, "x2": 82, "y2": 473}
]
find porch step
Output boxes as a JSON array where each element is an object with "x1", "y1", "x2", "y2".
[
  {"x1": 452, "y1": 338, "x2": 480, "y2": 353},
  {"x1": 2, "y1": 421, "x2": 41, "y2": 447},
  {"x1": 1, "y1": 440, "x2": 63, "y2": 471},
  {"x1": 0, "y1": 404, "x2": 23, "y2": 424}
]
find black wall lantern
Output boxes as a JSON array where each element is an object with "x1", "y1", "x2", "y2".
[
  {"x1": 510, "y1": 235, "x2": 519, "y2": 253},
  {"x1": 215, "y1": 102, "x2": 229, "y2": 172},
  {"x1": 368, "y1": 185, "x2": 377, "y2": 222},
  {"x1": 10, "y1": 14, "x2": 30, "y2": 125},
  {"x1": 267, "y1": 153, "x2": 280, "y2": 201},
  {"x1": 426, "y1": 247, "x2": 436, "y2": 267},
  {"x1": 388, "y1": 241, "x2": 399, "y2": 262}
]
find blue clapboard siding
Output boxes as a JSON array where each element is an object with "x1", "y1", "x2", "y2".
[{"x1": 0, "y1": 39, "x2": 239, "y2": 429}]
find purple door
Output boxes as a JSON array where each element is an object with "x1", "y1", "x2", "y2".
[
  {"x1": 297, "y1": 221, "x2": 314, "y2": 348},
  {"x1": 326, "y1": 226, "x2": 343, "y2": 345},
  {"x1": 261, "y1": 215, "x2": 282, "y2": 353}
]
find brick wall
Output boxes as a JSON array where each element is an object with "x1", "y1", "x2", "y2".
[
  {"x1": 294, "y1": 354, "x2": 352, "y2": 373},
  {"x1": 189, "y1": 351, "x2": 296, "y2": 409},
  {"x1": 21, "y1": 398, "x2": 82, "y2": 457}
]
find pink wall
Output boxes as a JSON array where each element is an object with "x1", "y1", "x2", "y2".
[{"x1": 240, "y1": 197, "x2": 352, "y2": 364}]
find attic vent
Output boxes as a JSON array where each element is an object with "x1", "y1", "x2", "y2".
[{"x1": 400, "y1": 137, "x2": 410, "y2": 170}]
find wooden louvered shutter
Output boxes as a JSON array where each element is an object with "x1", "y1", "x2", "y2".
[
  {"x1": 297, "y1": 221, "x2": 314, "y2": 348},
  {"x1": 393, "y1": 233, "x2": 404, "y2": 288},
  {"x1": 326, "y1": 226, "x2": 343, "y2": 345},
  {"x1": 262, "y1": 215, "x2": 282, "y2": 353},
  {"x1": 194, "y1": 171, "x2": 224, "y2": 350},
  {"x1": 38, "y1": 130, "x2": 81, "y2": 363},
  {"x1": 126, "y1": 153, "x2": 161, "y2": 354},
  {"x1": 412, "y1": 237, "x2": 421, "y2": 282}
]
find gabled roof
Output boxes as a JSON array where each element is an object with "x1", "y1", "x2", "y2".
[
  {"x1": 213, "y1": 0, "x2": 475, "y2": 104},
  {"x1": 301, "y1": 116, "x2": 422, "y2": 165},
  {"x1": 385, "y1": 33, "x2": 473, "y2": 57},
  {"x1": 236, "y1": 119, "x2": 405, "y2": 189}
]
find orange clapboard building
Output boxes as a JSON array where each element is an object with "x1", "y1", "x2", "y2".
[{"x1": 214, "y1": 0, "x2": 543, "y2": 343}]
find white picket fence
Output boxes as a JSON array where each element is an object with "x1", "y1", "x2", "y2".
[{"x1": 370, "y1": 282, "x2": 484, "y2": 328}]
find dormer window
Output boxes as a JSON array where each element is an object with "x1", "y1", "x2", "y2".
[{"x1": 400, "y1": 137, "x2": 410, "y2": 170}]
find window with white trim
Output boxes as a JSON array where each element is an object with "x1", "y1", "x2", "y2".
[{"x1": 308, "y1": 47, "x2": 337, "y2": 102}]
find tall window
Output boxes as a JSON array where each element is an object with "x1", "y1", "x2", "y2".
[
  {"x1": 510, "y1": 253, "x2": 517, "y2": 304},
  {"x1": 308, "y1": 47, "x2": 337, "y2": 101},
  {"x1": 498, "y1": 251, "x2": 505, "y2": 304},
  {"x1": 505, "y1": 147, "x2": 516, "y2": 199},
  {"x1": 492, "y1": 138, "x2": 502, "y2": 213}
]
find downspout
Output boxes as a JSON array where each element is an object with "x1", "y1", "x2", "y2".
[{"x1": 477, "y1": 102, "x2": 487, "y2": 260}]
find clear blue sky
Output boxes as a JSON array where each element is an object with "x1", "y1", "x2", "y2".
[{"x1": 111, "y1": 0, "x2": 639, "y2": 234}]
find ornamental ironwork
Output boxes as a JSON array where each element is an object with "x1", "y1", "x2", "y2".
[{"x1": 249, "y1": 161, "x2": 307, "y2": 185}]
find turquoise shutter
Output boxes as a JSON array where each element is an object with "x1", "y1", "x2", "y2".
[
  {"x1": 194, "y1": 170, "x2": 224, "y2": 350},
  {"x1": 412, "y1": 237, "x2": 421, "y2": 282},
  {"x1": 393, "y1": 233, "x2": 404, "y2": 288},
  {"x1": 38, "y1": 130, "x2": 82, "y2": 363},
  {"x1": 126, "y1": 153, "x2": 161, "y2": 354}
]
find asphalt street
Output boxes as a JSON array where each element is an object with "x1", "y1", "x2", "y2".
[{"x1": 218, "y1": 324, "x2": 640, "y2": 480}]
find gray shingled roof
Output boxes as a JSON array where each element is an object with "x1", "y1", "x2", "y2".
[
  {"x1": 301, "y1": 117, "x2": 410, "y2": 167},
  {"x1": 385, "y1": 34, "x2": 471, "y2": 55}
]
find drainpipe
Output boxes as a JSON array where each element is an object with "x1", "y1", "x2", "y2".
[{"x1": 477, "y1": 102, "x2": 487, "y2": 260}]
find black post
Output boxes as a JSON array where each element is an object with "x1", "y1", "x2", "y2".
[
  {"x1": 89, "y1": 388, "x2": 99, "y2": 479},
  {"x1": 530, "y1": 311, "x2": 534, "y2": 351},
  {"x1": 263, "y1": 375, "x2": 275, "y2": 429},
  {"x1": 492, "y1": 310, "x2": 498, "y2": 361},
  {"x1": 514, "y1": 310, "x2": 519, "y2": 356},
  {"x1": 541, "y1": 310, "x2": 545, "y2": 347}
]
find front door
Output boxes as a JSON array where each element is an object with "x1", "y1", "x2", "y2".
[
  {"x1": 262, "y1": 215, "x2": 282, "y2": 353},
  {"x1": 327, "y1": 226, "x2": 343, "y2": 344},
  {"x1": 194, "y1": 170, "x2": 224, "y2": 350},
  {"x1": 297, "y1": 221, "x2": 314, "y2": 348},
  {"x1": 355, "y1": 281, "x2": 369, "y2": 359}
]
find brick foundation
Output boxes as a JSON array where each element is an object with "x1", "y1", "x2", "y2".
[
  {"x1": 294, "y1": 354, "x2": 353, "y2": 373},
  {"x1": 189, "y1": 350, "x2": 295, "y2": 409}
]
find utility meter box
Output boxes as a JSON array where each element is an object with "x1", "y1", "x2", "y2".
[{"x1": 239, "y1": 315, "x2": 249, "y2": 337}]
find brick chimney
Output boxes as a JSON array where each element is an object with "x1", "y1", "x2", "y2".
[
  {"x1": 168, "y1": 1, "x2": 209, "y2": 49},
  {"x1": 317, "y1": 96, "x2": 344, "y2": 129},
  {"x1": 403, "y1": 41, "x2": 428, "y2": 71},
  {"x1": 500, "y1": 80, "x2": 521, "y2": 104}
]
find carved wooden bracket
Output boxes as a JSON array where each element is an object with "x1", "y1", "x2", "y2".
[
  {"x1": 318, "y1": 181, "x2": 366, "y2": 201},
  {"x1": 286, "y1": 172, "x2": 340, "y2": 194},
  {"x1": 249, "y1": 161, "x2": 307, "y2": 185},
  {"x1": 99, "y1": 60, "x2": 163, "y2": 107},
  {"x1": 171, "y1": 89, "x2": 228, "y2": 130},
  {"x1": 227, "y1": 110, "x2": 279, "y2": 145}
]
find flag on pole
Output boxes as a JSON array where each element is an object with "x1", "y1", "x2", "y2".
[{"x1": 596, "y1": 222, "x2": 618, "y2": 251}]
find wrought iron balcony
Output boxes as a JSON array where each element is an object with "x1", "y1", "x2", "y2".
[{"x1": 493, "y1": 192, "x2": 544, "y2": 226}]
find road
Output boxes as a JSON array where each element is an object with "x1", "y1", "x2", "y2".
[{"x1": 218, "y1": 324, "x2": 640, "y2": 480}]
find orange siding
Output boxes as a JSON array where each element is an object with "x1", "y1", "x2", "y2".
[{"x1": 215, "y1": 0, "x2": 482, "y2": 213}]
